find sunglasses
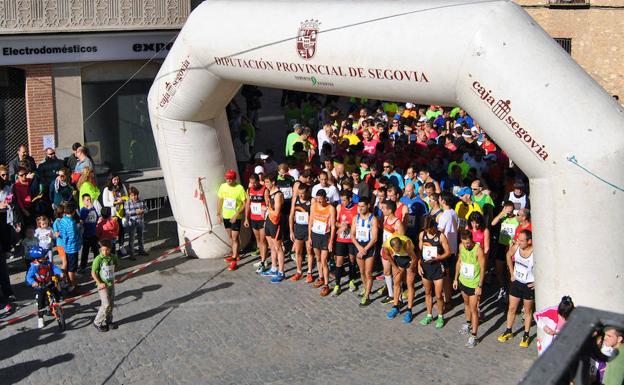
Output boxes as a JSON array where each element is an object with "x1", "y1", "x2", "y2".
[
  {"x1": 47, "y1": 152, "x2": 55, "y2": 156},
  {"x1": 18, "y1": 173, "x2": 26, "y2": 177},
  {"x1": 0, "y1": 173, "x2": 7, "y2": 177}
]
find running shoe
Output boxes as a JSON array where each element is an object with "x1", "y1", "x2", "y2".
[
  {"x1": 380, "y1": 296, "x2": 393, "y2": 305},
  {"x1": 375, "y1": 274, "x2": 385, "y2": 281},
  {"x1": 252, "y1": 260, "x2": 264, "y2": 268},
  {"x1": 376, "y1": 286, "x2": 388, "y2": 296},
  {"x1": 320, "y1": 285, "x2": 331, "y2": 297},
  {"x1": 7, "y1": 294, "x2": 16, "y2": 301},
  {"x1": 435, "y1": 315, "x2": 445, "y2": 329},
  {"x1": 270, "y1": 272, "x2": 285, "y2": 284},
  {"x1": 290, "y1": 272, "x2": 303, "y2": 282},
  {"x1": 312, "y1": 278, "x2": 325, "y2": 289},
  {"x1": 519, "y1": 334, "x2": 530, "y2": 348},
  {"x1": 359, "y1": 296, "x2": 370, "y2": 307},
  {"x1": 331, "y1": 285, "x2": 342, "y2": 297},
  {"x1": 306, "y1": 273, "x2": 314, "y2": 283},
  {"x1": 458, "y1": 323, "x2": 471, "y2": 335},
  {"x1": 466, "y1": 335, "x2": 478, "y2": 348},
  {"x1": 37, "y1": 317, "x2": 45, "y2": 329},
  {"x1": 401, "y1": 290, "x2": 408, "y2": 301},
  {"x1": 260, "y1": 268, "x2": 278, "y2": 277},
  {"x1": 419, "y1": 314, "x2": 433, "y2": 326},
  {"x1": 250, "y1": 249, "x2": 260, "y2": 257},
  {"x1": 227, "y1": 260, "x2": 237, "y2": 271},
  {"x1": 348, "y1": 279, "x2": 357, "y2": 292},
  {"x1": 2, "y1": 304, "x2": 13, "y2": 313},
  {"x1": 359, "y1": 288, "x2": 366, "y2": 297},
  {"x1": 386, "y1": 306, "x2": 399, "y2": 319},
  {"x1": 224, "y1": 255, "x2": 234, "y2": 263},
  {"x1": 497, "y1": 330, "x2": 513, "y2": 342},
  {"x1": 402, "y1": 309, "x2": 413, "y2": 324},
  {"x1": 255, "y1": 264, "x2": 266, "y2": 274}
]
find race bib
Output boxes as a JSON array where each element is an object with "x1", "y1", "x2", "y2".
[
  {"x1": 422, "y1": 245, "x2": 437, "y2": 261},
  {"x1": 280, "y1": 187, "x2": 293, "y2": 200},
  {"x1": 101, "y1": 264, "x2": 115, "y2": 281},
  {"x1": 514, "y1": 263, "x2": 529, "y2": 282},
  {"x1": 295, "y1": 211, "x2": 309, "y2": 225},
  {"x1": 339, "y1": 229, "x2": 351, "y2": 240},
  {"x1": 501, "y1": 223, "x2": 517, "y2": 238},
  {"x1": 223, "y1": 198, "x2": 236, "y2": 210},
  {"x1": 460, "y1": 262, "x2": 475, "y2": 280},
  {"x1": 407, "y1": 215, "x2": 416, "y2": 228},
  {"x1": 352, "y1": 188, "x2": 359, "y2": 196},
  {"x1": 312, "y1": 219, "x2": 327, "y2": 234},
  {"x1": 356, "y1": 227, "x2": 369, "y2": 242},
  {"x1": 250, "y1": 202, "x2": 263, "y2": 215}
]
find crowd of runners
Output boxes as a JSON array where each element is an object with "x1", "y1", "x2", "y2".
[{"x1": 221, "y1": 95, "x2": 543, "y2": 349}]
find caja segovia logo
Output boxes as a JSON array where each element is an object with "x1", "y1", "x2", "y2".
[{"x1": 297, "y1": 19, "x2": 320, "y2": 60}]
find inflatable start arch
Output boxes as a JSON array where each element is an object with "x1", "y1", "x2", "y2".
[{"x1": 148, "y1": 0, "x2": 624, "y2": 313}]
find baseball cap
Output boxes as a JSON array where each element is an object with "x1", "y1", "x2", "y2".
[
  {"x1": 457, "y1": 187, "x2": 472, "y2": 197},
  {"x1": 254, "y1": 152, "x2": 269, "y2": 160},
  {"x1": 484, "y1": 153, "x2": 498, "y2": 162},
  {"x1": 405, "y1": 103, "x2": 415, "y2": 109},
  {"x1": 253, "y1": 165, "x2": 264, "y2": 175},
  {"x1": 462, "y1": 130, "x2": 473, "y2": 139},
  {"x1": 224, "y1": 169, "x2": 237, "y2": 179}
]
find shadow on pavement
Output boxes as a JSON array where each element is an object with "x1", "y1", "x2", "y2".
[
  {"x1": 0, "y1": 324, "x2": 68, "y2": 361},
  {"x1": 0, "y1": 353, "x2": 74, "y2": 384}
]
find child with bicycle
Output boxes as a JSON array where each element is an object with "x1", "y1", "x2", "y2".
[
  {"x1": 91, "y1": 239, "x2": 119, "y2": 332},
  {"x1": 25, "y1": 246, "x2": 63, "y2": 329}
]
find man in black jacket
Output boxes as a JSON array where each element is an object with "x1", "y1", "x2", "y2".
[
  {"x1": 37, "y1": 147, "x2": 65, "y2": 194},
  {"x1": 8, "y1": 145, "x2": 36, "y2": 182}
]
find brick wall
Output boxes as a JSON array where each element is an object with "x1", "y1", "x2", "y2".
[{"x1": 23, "y1": 64, "x2": 56, "y2": 163}]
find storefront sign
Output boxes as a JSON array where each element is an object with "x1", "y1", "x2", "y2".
[{"x1": 0, "y1": 31, "x2": 177, "y2": 65}]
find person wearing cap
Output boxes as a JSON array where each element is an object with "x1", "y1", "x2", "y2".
[
  {"x1": 507, "y1": 181, "x2": 530, "y2": 214},
  {"x1": 263, "y1": 150, "x2": 279, "y2": 175},
  {"x1": 455, "y1": 187, "x2": 483, "y2": 230},
  {"x1": 217, "y1": 169, "x2": 247, "y2": 271},
  {"x1": 285, "y1": 124, "x2": 303, "y2": 157},
  {"x1": 25, "y1": 246, "x2": 63, "y2": 329}
]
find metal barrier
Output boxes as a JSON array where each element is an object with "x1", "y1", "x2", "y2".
[{"x1": 521, "y1": 306, "x2": 623, "y2": 385}]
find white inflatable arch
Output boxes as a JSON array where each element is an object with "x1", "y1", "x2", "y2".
[{"x1": 148, "y1": 0, "x2": 624, "y2": 312}]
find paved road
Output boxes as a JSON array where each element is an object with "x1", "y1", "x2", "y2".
[{"x1": 1, "y1": 209, "x2": 535, "y2": 385}]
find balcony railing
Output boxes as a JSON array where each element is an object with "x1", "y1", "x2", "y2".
[
  {"x1": 0, "y1": 0, "x2": 191, "y2": 34},
  {"x1": 548, "y1": 0, "x2": 591, "y2": 9},
  {"x1": 521, "y1": 306, "x2": 624, "y2": 385}
]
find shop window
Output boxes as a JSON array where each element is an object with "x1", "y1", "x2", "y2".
[
  {"x1": 82, "y1": 80, "x2": 159, "y2": 172},
  {"x1": 554, "y1": 38, "x2": 572, "y2": 55}
]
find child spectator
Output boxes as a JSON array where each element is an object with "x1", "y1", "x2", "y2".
[
  {"x1": 34, "y1": 216, "x2": 55, "y2": 262},
  {"x1": 25, "y1": 246, "x2": 63, "y2": 328},
  {"x1": 21, "y1": 227, "x2": 39, "y2": 262},
  {"x1": 91, "y1": 239, "x2": 119, "y2": 332},
  {"x1": 57, "y1": 201, "x2": 82, "y2": 293},
  {"x1": 96, "y1": 207, "x2": 119, "y2": 251},
  {"x1": 124, "y1": 187, "x2": 148, "y2": 260},
  {"x1": 52, "y1": 204, "x2": 68, "y2": 285},
  {"x1": 79, "y1": 193, "x2": 99, "y2": 273}
]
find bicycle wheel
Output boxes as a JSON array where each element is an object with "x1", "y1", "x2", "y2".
[{"x1": 51, "y1": 303, "x2": 66, "y2": 332}]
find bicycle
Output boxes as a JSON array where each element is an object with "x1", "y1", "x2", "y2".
[{"x1": 42, "y1": 276, "x2": 66, "y2": 332}]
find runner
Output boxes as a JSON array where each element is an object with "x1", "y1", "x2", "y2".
[
  {"x1": 244, "y1": 173, "x2": 269, "y2": 273},
  {"x1": 289, "y1": 184, "x2": 313, "y2": 282},
  {"x1": 379, "y1": 200, "x2": 405, "y2": 304},
  {"x1": 491, "y1": 201, "x2": 518, "y2": 301},
  {"x1": 349, "y1": 197, "x2": 378, "y2": 306},
  {"x1": 384, "y1": 235, "x2": 418, "y2": 323},
  {"x1": 276, "y1": 163, "x2": 296, "y2": 256},
  {"x1": 454, "y1": 230, "x2": 486, "y2": 348},
  {"x1": 400, "y1": 182, "x2": 429, "y2": 243},
  {"x1": 513, "y1": 208, "x2": 532, "y2": 243},
  {"x1": 418, "y1": 216, "x2": 451, "y2": 328},
  {"x1": 333, "y1": 190, "x2": 359, "y2": 296},
  {"x1": 498, "y1": 230, "x2": 535, "y2": 348},
  {"x1": 260, "y1": 174, "x2": 286, "y2": 283},
  {"x1": 470, "y1": 179, "x2": 495, "y2": 225},
  {"x1": 438, "y1": 192, "x2": 459, "y2": 310},
  {"x1": 455, "y1": 187, "x2": 483, "y2": 230},
  {"x1": 308, "y1": 189, "x2": 336, "y2": 297},
  {"x1": 216, "y1": 169, "x2": 247, "y2": 271}
]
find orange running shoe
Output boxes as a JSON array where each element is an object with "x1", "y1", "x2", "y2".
[
  {"x1": 320, "y1": 285, "x2": 331, "y2": 297},
  {"x1": 290, "y1": 272, "x2": 303, "y2": 282},
  {"x1": 312, "y1": 278, "x2": 325, "y2": 288},
  {"x1": 227, "y1": 260, "x2": 238, "y2": 271},
  {"x1": 306, "y1": 273, "x2": 314, "y2": 283}
]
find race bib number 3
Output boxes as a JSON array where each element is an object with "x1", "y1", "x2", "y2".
[
  {"x1": 422, "y1": 245, "x2": 437, "y2": 261},
  {"x1": 223, "y1": 198, "x2": 236, "y2": 210},
  {"x1": 460, "y1": 262, "x2": 475, "y2": 280},
  {"x1": 501, "y1": 223, "x2": 517, "y2": 238},
  {"x1": 312, "y1": 220, "x2": 327, "y2": 234}
]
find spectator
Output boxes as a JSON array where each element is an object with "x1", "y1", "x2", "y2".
[
  {"x1": 124, "y1": 187, "x2": 148, "y2": 260},
  {"x1": 91, "y1": 239, "x2": 120, "y2": 332},
  {"x1": 37, "y1": 147, "x2": 65, "y2": 193},
  {"x1": 49, "y1": 167, "x2": 74, "y2": 210},
  {"x1": 102, "y1": 174, "x2": 127, "y2": 255},
  {"x1": 79, "y1": 193, "x2": 99, "y2": 273},
  {"x1": 57, "y1": 201, "x2": 82, "y2": 292},
  {"x1": 65, "y1": 142, "x2": 82, "y2": 172},
  {"x1": 77, "y1": 167, "x2": 100, "y2": 210},
  {"x1": 73, "y1": 146, "x2": 95, "y2": 176},
  {"x1": 8, "y1": 145, "x2": 36, "y2": 182}
]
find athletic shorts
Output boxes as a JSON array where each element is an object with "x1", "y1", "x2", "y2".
[
  {"x1": 394, "y1": 255, "x2": 411, "y2": 269},
  {"x1": 265, "y1": 220, "x2": 281, "y2": 239},
  {"x1": 510, "y1": 280, "x2": 535, "y2": 300},
  {"x1": 224, "y1": 218, "x2": 241, "y2": 231},
  {"x1": 335, "y1": 241, "x2": 352, "y2": 257},
  {"x1": 422, "y1": 261, "x2": 445, "y2": 281},
  {"x1": 66, "y1": 252, "x2": 78, "y2": 273},
  {"x1": 311, "y1": 232, "x2": 329, "y2": 251},
  {"x1": 349, "y1": 241, "x2": 375, "y2": 259},
  {"x1": 250, "y1": 219, "x2": 265, "y2": 230},
  {"x1": 458, "y1": 281, "x2": 476, "y2": 296},
  {"x1": 294, "y1": 224, "x2": 308, "y2": 241}
]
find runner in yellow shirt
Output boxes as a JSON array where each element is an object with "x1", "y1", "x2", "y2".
[{"x1": 217, "y1": 169, "x2": 247, "y2": 270}]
